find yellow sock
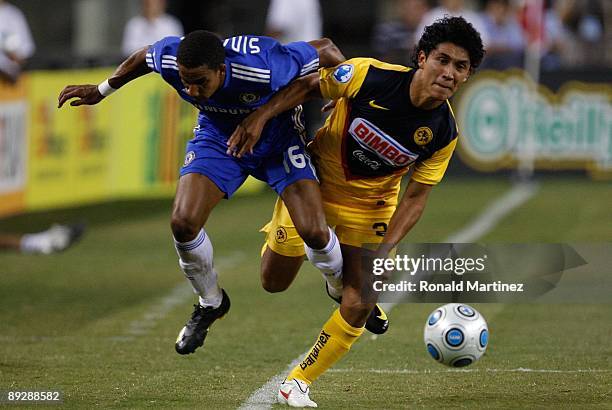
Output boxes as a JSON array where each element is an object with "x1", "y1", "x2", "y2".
[{"x1": 287, "y1": 308, "x2": 364, "y2": 385}]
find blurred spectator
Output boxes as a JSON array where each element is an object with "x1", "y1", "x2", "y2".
[
  {"x1": 0, "y1": 0, "x2": 35, "y2": 83},
  {"x1": 556, "y1": 0, "x2": 606, "y2": 67},
  {"x1": 121, "y1": 0, "x2": 183, "y2": 56},
  {"x1": 416, "y1": 0, "x2": 489, "y2": 47},
  {"x1": 265, "y1": 0, "x2": 322, "y2": 43},
  {"x1": 519, "y1": 0, "x2": 569, "y2": 71},
  {"x1": 540, "y1": 0, "x2": 568, "y2": 70},
  {"x1": 371, "y1": 0, "x2": 430, "y2": 66},
  {"x1": 0, "y1": 224, "x2": 85, "y2": 254},
  {"x1": 480, "y1": 0, "x2": 525, "y2": 69}
]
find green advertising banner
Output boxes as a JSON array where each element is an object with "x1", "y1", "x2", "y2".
[{"x1": 455, "y1": 70, "x2": 612, "y2": 179}]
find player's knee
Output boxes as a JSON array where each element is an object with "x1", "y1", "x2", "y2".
[
  {"x1": 260, "y1": 264, "x2": 292, "y2": 293},
  {"x1": 299, "y1": 224, "x2": 329, "y2": 250},
  {"x1": 260, "y1": 247, "x2": 302, "y2": 293},
  {"x1": 260, "y1": 274, "x2": 290, "y2": 293},
  {"x1": 170, "y1": 213, "x2": 201, "y2": 242}
]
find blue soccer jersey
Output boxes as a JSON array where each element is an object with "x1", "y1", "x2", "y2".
[
  {"x1": 145, "y1": 35, "x2": 319, "y2": 157},
  {"x1": 145, "y1": 34, "x2": 320, "y2": 197}
]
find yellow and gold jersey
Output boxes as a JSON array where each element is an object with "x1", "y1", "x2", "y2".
[{"x1": 311, "y1": 58, "x2": 458, "y2": 209}]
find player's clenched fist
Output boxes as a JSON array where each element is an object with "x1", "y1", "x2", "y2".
[{"x1": 57, "y1": 84, "x2": 104, "y2": 108}]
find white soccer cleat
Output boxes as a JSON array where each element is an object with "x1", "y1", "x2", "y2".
[{"x1": 277, "y1": 378, "x2": 317, "y2": 408}]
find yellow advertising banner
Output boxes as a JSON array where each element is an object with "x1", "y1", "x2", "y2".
[
  {"x1": 1, "y1": 68, "x2": 265, "y2": 216},
  {"x1": 0, "y1": 77, "x2": 28, "y2": 215},
  {"x1": 27, "y1": 69, "x2": 113, "y2": 209}
]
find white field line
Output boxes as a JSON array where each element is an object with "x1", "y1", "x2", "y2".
[
  {"x1": 328, "y1": 367, "x2": 611, "y2": 375},
  {"x1": 111, "y1": 251, "x2": 245, "y2": 341},
  {"x1": 237, "y1": 356, "x2": 304, "y2": 410},
  {"x1": 239, "y1": 181, "x2": 540, "y2": 409},
  {"x1": 445, "y1": 181, "x2": 539, "y2": 243},
  {"x1": 379, "y1": 181, "x2": 539, "y2": 313}
]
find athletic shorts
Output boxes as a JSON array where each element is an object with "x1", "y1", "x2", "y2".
[
  {"x1": 261, "y1": 197, "x2": 396, "y2": 257},
  {"x1": 180, "y1": 130, "x2": 317, "y2": 198}
]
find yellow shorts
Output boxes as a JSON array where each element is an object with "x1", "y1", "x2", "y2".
[{"x1": 261, "y1": 197, "x2": 396, "y2": 257}]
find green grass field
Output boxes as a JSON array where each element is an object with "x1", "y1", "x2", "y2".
[{"x1": 0, "y1": 177, "x2": 610, "y2": 409}]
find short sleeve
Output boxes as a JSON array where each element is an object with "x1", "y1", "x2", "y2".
[
  {"x1": 318, "y1": 58, "x2": 373, "y2": 100},
  {"x1": 146, "y1": 36, "x2": 181, "y2": 74},
  {"x1": 411, "y1": 138, "x2": 458, "y2": 185},
  {"x1": 268, "y1": 41, "x2": 319, "y2": 91}
]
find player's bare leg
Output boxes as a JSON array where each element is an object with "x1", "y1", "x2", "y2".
[
  {"x1": 280, "y1": 243, "x2": 386, "y2": 406},
  {"x1": 260, "y1": 246, "x2": 303, "y2": 293},
  {"x1": 281, "y1": 179, "x2": 344, "y2": 299},
  {"x1": 338, "y1": 244, "x2": 389, "y2": 334},
  {"x1": 338, "y1": 244, "x2": 378, "y2": 327},
  {"x1": 0, "y1": 234, "x2": 22, "y2": 251},
  {"x1": 171, "y1": 173, "x2": 224, "y2": 242},
  {"x1": 280, "y1": 179, "x2": 328, "y2": 249},
  {"x1": 171, "y1": 173, "x2": 230, "y2": 355}
]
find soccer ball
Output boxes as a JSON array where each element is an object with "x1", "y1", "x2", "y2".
[{"x1": 423, "y1": 303, "x2": 488, "y2": 367}]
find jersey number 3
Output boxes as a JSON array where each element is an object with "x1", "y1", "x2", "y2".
[{"x1": 373, "y1": 222, "x2": 388, "y2": 237}]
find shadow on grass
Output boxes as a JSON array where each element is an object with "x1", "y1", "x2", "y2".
[{"x1": 0, "y1": 198, "x2": 174, "y2": 233}]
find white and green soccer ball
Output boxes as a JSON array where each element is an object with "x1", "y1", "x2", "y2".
[{"x1": 424, "y1": 303, "x2": 489, "y2": 367}]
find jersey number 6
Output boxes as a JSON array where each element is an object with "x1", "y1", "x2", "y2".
[{"x1": 283, "y1": 145, "x2": 306, "y2": 172}]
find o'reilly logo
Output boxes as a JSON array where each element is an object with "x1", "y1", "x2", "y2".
[{"x1": 455, "y1": 71, "x2": 612, "y2": 178}]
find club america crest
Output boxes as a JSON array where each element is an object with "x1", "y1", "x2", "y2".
[
  {"x1": 275, "y1": 227, "x2": 288, "y2": 243},
  {"x1": 413, "y1": 127, "x2": 433, "y2": 145}
]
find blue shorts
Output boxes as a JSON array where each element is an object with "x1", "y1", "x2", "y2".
[{"x1": 180, "y1": 131, "x2": 317, "y2": 198}]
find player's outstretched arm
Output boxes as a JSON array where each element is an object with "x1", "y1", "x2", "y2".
[
  {"x1": 376, "y1": 180, "x2": 433, "y2": 258},
  {"x1": 227, "y1": 72, "x2": 322, "y2": 157},
  {"x1": 57, "y1": 46, "x2": 152, "y2": 108}
]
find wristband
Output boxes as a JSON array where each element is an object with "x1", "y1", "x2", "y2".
[{"x1": 97, "y1": 79, "x2": 117, "y2": 97}]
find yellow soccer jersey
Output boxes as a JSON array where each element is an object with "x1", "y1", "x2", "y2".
[{"x1": 311, "y1": 58, "x2": 458, "y2": 209}]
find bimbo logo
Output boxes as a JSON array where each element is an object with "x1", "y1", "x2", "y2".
[
  {"x1": 349, "y1": 118, "x2": 417, "y2": 167},
  {"x1": 456, "y1": 70, "x2": 612, "y2": 178}
]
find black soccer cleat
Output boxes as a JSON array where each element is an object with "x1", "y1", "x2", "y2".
[
  {"x1": 325, "y1": 283, "x2": 389, "y2": 335},
  {"x1": 365, "y1": 304, "x2": 389, "y2": 335},
  {"x1": 175, "y1": 289, "x2": 230, "y2": 355}
]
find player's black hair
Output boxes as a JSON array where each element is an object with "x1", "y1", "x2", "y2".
[
  {"x1": 177, "y1": 30, "x2": 225, "y2": 69},
  {"x1": 412, "y1": 16, "x2": 485, "y2": 71}
]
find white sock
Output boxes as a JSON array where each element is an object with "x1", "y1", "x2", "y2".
[
  {"x1": 20, "y1": 225, "x2": 73, "y2": 254},
  {"x1": 174, "y1": 229, "x2": 223, "y2": 308},
  {"x1": 20, "y1": 232, "x2": 52, "y2": 254},
  {"x1": 304, "y1": 227, "x2": 343, "y2": 299}
]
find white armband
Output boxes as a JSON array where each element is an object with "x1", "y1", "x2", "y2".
[{"x1": 97, "y1": 79, "x2": 117, "y2": 97}]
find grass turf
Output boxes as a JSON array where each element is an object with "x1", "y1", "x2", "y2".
[{"x1": 0, "y1": 177, "x2": 610, "y2": 408}]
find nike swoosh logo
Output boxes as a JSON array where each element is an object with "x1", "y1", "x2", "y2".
[
  {"x1": 280, "y1": 390, "x2": 291, "y2": 400},
  {"x1": 369, "y1": 100, "x2": 390, "y2": 110},
  {"x1": 376, "y1": 305, "x2": 388, "y2": 321}
]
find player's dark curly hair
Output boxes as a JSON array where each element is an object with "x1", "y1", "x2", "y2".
[
  {"x1": 411, "y1": 16, "x2": 485, "y2": 71},
  {"x1": 177, "y1": 30, "x2": 225, "y2": 69}
]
